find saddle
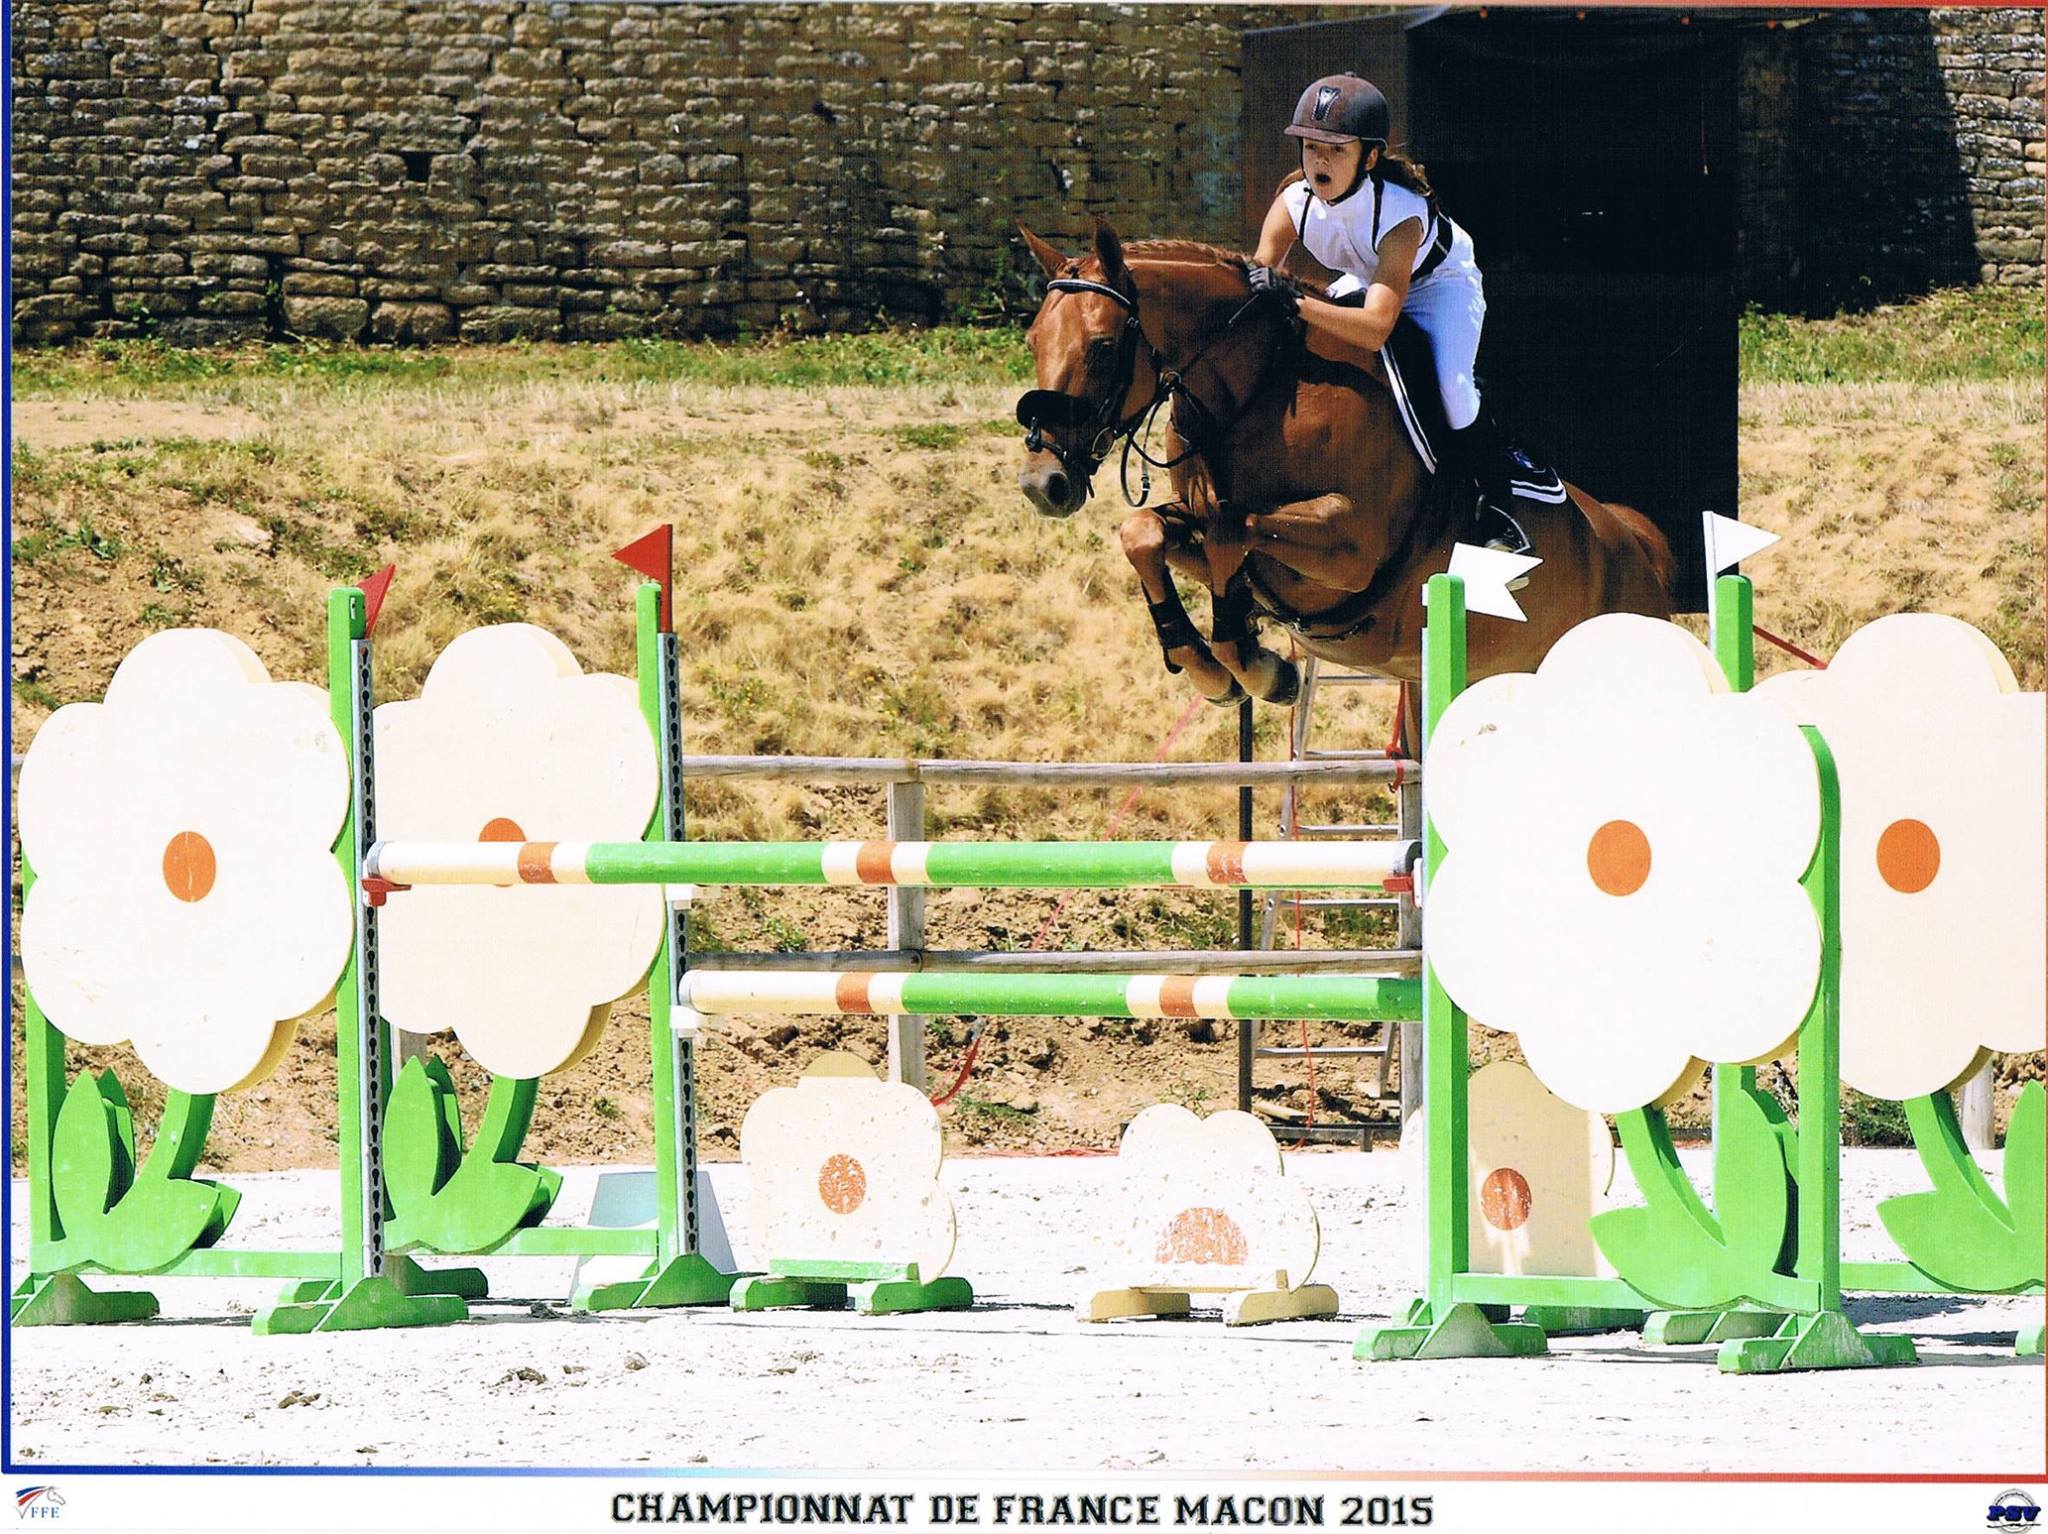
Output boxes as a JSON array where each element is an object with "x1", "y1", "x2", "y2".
[{"x1": 1378, "y1": 314, "x2": 1567, "y2": 508}]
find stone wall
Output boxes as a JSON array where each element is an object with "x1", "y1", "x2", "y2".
[
  {"x1": 10, "y1": 3, "x2": 2043, "y2": 345},
  {"x1": 1791, "y1": 6, "x2": 2044, "y2": 308},
  {"x1": 11, "y1": 1, "x2": 1357, "y2": 345}
]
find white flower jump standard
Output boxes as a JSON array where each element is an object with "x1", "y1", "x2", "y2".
[{"x1": 365, "y1": 837, "x2": 1418, "y2": 891}]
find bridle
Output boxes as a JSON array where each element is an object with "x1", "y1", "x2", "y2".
[{"x1": 1016, "y1": 272, "x2": 1271, "y2": 507}]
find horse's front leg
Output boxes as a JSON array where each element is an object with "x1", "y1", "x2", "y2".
[
  {"x1": 1207, "y1": 575, "x2": 1301, "y2": 706},
  {"x1": 1118, "y1": 508, "x2": 1244, "y2": 705}
]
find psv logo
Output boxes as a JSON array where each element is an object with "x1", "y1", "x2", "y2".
[{"x1": 1313, "y1": 85, "x2": 1341, "y2": 121}]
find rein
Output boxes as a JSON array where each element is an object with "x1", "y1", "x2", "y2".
[{"x1": 1016, "y1": 272, "x2": 1273, "y2": 508}]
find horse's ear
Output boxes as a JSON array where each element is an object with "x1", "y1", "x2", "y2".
[
  {"x1": 1018, "y1": 225, "x2": 1067, "y2": 279},
  {"x1": 1091, "y1": 216, "x2": 1128, "y2": 281}
]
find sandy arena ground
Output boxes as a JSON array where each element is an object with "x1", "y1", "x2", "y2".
[{"x1": 10, "y1": 1148, "x2": 2043, "y2": 1476}]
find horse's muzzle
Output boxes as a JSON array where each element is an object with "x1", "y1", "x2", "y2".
[{"x1": 1018, "y1": 454, "x2": 1085, "y2": 518}]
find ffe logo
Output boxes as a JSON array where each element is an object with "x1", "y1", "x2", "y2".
[{"x1": 13, "y1": 1488, "x2": 63, "y2": 1522}]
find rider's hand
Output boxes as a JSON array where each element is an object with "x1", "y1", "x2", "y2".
[{"x1": 1246, "y1": 263, "x2": 1301, "y2": 316}]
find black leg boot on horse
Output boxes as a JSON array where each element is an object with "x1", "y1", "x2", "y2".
[{"x1": 1442, "y1": 406, "x2": 1536, "y2": 567}]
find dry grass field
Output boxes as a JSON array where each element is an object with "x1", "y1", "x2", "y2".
[{"x1": 9, "y1": 288, "x2": 2044, "y2": 1170}]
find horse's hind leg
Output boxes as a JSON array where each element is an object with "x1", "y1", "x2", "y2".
[
  {"x1": 1208, "y1": 577, "x2": 1301, "y2": 707},
  {"x1": 1118, "y1": 509, "x2": 1243, "y2": 704}
]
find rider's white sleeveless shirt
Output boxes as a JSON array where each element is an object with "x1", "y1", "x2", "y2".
[{"x1": 1282, "y1": 175, "x2": 1469, "y2": 292}]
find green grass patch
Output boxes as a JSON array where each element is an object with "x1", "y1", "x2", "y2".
[
  {"x1": 1841, "y1": 1089, "x2": 1913, "y2": 1148},
  {"x1": 12, "y1": 326, "x2": 1035, "y2": 402},
  {"x1": 15, "y1": 517, "x2": 123, "y2": 565},
  {"x1": 885, "y1": 423, "x2": 967, "y2": 451},
  {"x1": 14, "y1": 291, "x2": 2038, "y2": 400},
  {"x1": 1741, "y1": 285, "x2": 2043, "y2": 385},
  {"x1": 955, "y1": 1095, "x2": 1036, "y2": 1124}
]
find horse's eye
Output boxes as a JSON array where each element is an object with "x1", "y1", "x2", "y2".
[{"x1": 1085, "y1": 338, "x2": 1114, "y2": 362}]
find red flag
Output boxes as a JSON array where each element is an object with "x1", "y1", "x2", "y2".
[
  {"x1": 612, "y1": 526, "x2": 673, "y2": 632},
  {"x1": 359, "y1": 564, "x2": 396, "y2": 636}
]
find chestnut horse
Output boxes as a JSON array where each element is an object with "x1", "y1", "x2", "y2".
[{"x1": 1015, "y1": 220, "x2": 1676, "y2": 710}]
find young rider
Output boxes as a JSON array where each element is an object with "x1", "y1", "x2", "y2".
[{"x1": 1249, "y1": 72, "x2": 1533, "y2": 558}]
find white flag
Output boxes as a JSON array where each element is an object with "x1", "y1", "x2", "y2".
[
  {"x1": 1703, "y1": 511, "x2": 1781, "y2": 575},
  {"x1": 1444, "y1": 542, "x2": 1540, "y2": 623}
]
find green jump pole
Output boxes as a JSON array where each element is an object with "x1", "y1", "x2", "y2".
[
  {"x1": 682, "y1": 970, "x2": 1423, "y2": 1022},
  {"x1": 367, "y1": 838, "x2": 1412, "y2": 890}
]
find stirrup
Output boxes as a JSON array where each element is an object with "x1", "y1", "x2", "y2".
[{"x1": 1474, "y1": 500, "x2": 1533, "y2": 589}]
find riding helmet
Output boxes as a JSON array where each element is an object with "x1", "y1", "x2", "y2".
[{"x1": 1284, "y1": 73, "x2": 1390, "y2": 146}]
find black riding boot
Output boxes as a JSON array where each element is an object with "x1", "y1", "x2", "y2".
[{"x1": 1444, "y1": 413, "x2": 1533, "y2": 558}]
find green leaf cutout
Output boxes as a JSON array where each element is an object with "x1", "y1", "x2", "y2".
[
  {"x1": 49, "y1": 1072, "x2": 134, "y2": 1253},
  {"x1": 1713, "y1": 1084, "x2": 1797, "y2": 1274},
  {"x1": 1879, "y1": 1081, "x2": 2045, "y2": 1294},
  {"x1": 1593, "y1": 1091, "x2": 1793, "y2": 1312},
  {"x1": 382, "y1": 1057, "x2": 461, "y2": 1213},
  {"x1": 2005, "y1": 1082, "x2": 2045, "y2": 1276},
  {"x1": 99, "y1": 1175, "x2": 239, "y2": 1272},
  {"x1": 45, "y1": 1072, "x2": 239, "y2": 1274},
  {"x1": 384, "y1": 1060, "x2": 561, "y2": 1255}
]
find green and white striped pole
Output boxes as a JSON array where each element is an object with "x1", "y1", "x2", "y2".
[
  {"x1": 682, "y1": 969, "x2": 1423, "y2": 1023},
  {"x1": 367, "y1": 837, "x2": 1417, "y2": 891}
]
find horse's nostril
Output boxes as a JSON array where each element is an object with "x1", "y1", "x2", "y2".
[{"x1": 1047, "y1": 472, "x2": 1069, "y2": 506}]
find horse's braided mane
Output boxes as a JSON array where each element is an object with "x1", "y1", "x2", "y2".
[{"x1": 1122, "y1": 240, "x2": 1249, "y2": 272}]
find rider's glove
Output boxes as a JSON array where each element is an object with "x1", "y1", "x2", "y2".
[{"x1": 1246, "y1": 264, "x2": 1302, "y2": 317}]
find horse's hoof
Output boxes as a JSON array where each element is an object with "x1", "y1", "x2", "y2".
[
  {"x1": 1259, "y1": 659, "x2": 1301, "y2": 707},
  {"x1": 1203, "y1": 679, "x2": 1248, "y2": 707}
]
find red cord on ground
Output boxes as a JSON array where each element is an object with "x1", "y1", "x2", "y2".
[{"x1": 1754, "y1": 624, "x2": 1829, "y2": 670}]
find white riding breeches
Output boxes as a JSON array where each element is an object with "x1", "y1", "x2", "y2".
[
  {"x1": 1332, "y1": 236, "x2": 1486, "y2": 431},
  {"x1": 1403, "y1": 252, "x2": 1485, "y2": 431}
]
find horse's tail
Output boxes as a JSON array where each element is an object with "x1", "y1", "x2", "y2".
[
  {"x1": 1560, "y1": 486, "x2": 1680, "y2": 615},
  {"x1": 1606, "y1": 499, "x2": 1681, "y2": 610}
]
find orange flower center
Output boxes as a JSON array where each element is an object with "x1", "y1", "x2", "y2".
[
  {"x1": 1586, "y1": 819, "x2": 1651, "y2": 897},
  {"x1": 161, "y1": 831, "x2": 217, "y2": 903},
  {"x1": 1875, "y1": 818, "x2": 1939, "y2": 894},
  {"x1": 818, "y1": 1153, "x2": 866, "y2": 1214},
  {"x1": 1480, "y1": 1167, "x2": 1533, "y2": 1231},
  {"x1": 1155, "y1": 1206, "x2": 1248, "y2": 1265}
]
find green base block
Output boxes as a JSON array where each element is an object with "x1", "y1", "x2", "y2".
[
  {"x1": 10, "y1": 1272, "x2": 160, "y2": 1327},
  {"x1": 272, "y1": 1255, "x2": 484, "y2": 1308},
  {"x1": 388, "y1": 1255, "x2": 489, "y2": 1301},
  {"x1": 1716, "y1": 1310, "x2": 1918, "y2": 1374},
  {"x1": 250, "y1": 1273, "x2": 469, "y2": 1335},
  {"x1": 573, "y1": 1253, "x2": 744, "y2": 1313},
  {"x1": 2017, "y1": 1322, "x2": 2043, "y2": 1358},
  {"x1": 730, "y1": 1273, "x2": 851, "y2": 1312},
  {"x1": 1522, "y1": 1305, "x2": 1648, "y2": 1337},
  {"x1": 853, "y1": 1275, "x2": 975, "y2": 1315},
  {"x1": 1643, "y1": 1307, "x2": 1787, "y2": 1347},
  {"x1": 1355, "y1": 1300, "x2": 1548, "y2": 1362}
]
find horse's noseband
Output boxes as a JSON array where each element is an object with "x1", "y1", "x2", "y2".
[{"x1": 1016, "y1": 276, "x2": 1156, "y2": 498}]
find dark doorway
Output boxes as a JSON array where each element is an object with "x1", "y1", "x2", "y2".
[{"x1": 1245, "y1": 10, "x2": 1760, "y2": 610}]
